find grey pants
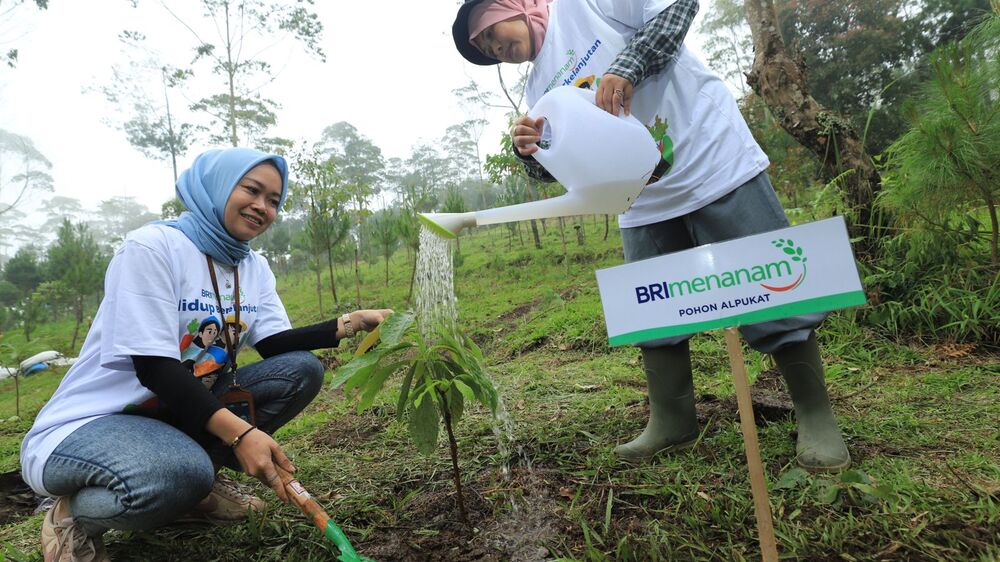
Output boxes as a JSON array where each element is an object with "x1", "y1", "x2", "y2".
[{"x1": 621, "y1": 172, "x2": 826, "y2": 353}]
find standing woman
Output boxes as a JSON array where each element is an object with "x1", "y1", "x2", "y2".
[
  {"x1": 21, "y1": 148, "x2": 392, "y2": 562},
  {"x1": 453, "y1": 0, "x2": 851, "y2": 471}
]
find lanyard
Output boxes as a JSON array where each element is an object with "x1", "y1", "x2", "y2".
[{"x1": 206, "y1": 255, "x2": 241, "y2": 374}]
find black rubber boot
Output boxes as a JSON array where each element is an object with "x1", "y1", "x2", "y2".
[
  {"x1": 614, "y1": 341, "x2": 700, "y2": 462},
  {"x1": 772, "y1": 333, "x2": 851, "y2": 472}
]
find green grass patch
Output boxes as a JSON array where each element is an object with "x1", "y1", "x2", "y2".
[{"x1": 1, "y1": 219, "x2": 997, "y2": 560}]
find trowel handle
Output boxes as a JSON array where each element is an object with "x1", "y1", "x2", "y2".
[{"x1": 274, "y1": 465, "x2": 330, "y2": 530}]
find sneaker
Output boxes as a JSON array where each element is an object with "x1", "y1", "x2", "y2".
[
  {"x1": 177, "y1": 472, "x2": 266, "y2": 525},
  {"x1": 40, "y1": 497, "x2": 110, "y2": 562}
]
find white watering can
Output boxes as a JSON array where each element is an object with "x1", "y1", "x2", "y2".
[{"x1": 418, "y1": 86, "x2": 660, "y2": 238}]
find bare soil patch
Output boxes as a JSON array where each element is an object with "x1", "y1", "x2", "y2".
[
  {"x1": 358, "y1": 468, "x2": 572, "y2": 562},
  {"x1": 0, "y1": 470, "x2": 38, "y2": 526},
  {"x1": 312, "y1": 412, "x2": 386, "y2": 449}
]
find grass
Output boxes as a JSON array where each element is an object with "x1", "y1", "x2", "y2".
[{"x1": 1, "y1": 217, "x2": 998, "y2": 561}]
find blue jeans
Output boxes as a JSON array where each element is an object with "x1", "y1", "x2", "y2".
[
  {"x1": 620, "y1": 172, "x2": 827, "y2": 353},
  {"x1": 42, "y1": 351, "x2": 324, "y2": 537}
]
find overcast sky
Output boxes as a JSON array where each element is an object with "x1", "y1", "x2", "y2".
[{"x1": 0, "y1": 1, "x2": 708, "y2": 227}]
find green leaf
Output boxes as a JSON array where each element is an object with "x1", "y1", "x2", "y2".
[
  {"x1": 453, "y1": 378, "x2": 476, "y2": 403},
  {"x1": 857, "y1": 483, "x2": 894, "y2": 501},
  {"x1": 815, "y1": 480, "x2": 840, "y2": 504},
  {"x1": 358, "y1": 360, "x2": 407, "y2": 412},
  {"x1": 774, "y1": 468, "x2": 809, "y2": 490},
  {"x1": 396, "y1": 364, "x2": 417, "y2": 421},
  {"x1": 409, "y1": 391, "x2": 439, "y2": 455},
  {"x1": 839, "y1": 470, "x2": 869, "y2": 485},
  {"x1": 330, "y1": 351, "x2": 381, "y2": 389},
  {"x1": 413, "y1": 383, "x2": 438, "y2": 409},
  {"x1": 447, "y1": 384, "x2": 465, "y2": 423},
  {"x1": 379, "y1": 310, "x2": 415, "y2": 346},
  {"x1": 330, "y1": 342, "x2": 412, "y2": 390},
  {"x1": 467, "y1": 372, "x2": 499, "y2": 415}
]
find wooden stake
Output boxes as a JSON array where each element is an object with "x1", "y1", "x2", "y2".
[{"x1": 724, "y1": 327, "x2": 779, "y2": 562}]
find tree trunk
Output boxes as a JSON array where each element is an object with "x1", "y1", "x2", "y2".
[
  {"x1": 407, "y1": 257, "x2": 417, "y2": 305},
  {"x1": 224, "y1": 6, "x2": 239, "y2": 146},
  {"x1": 326, "y1": 246, "x2": 339, "y2": 305},
  {"x1": 985, "y1": 191, "x2": 998, "y2": 266},
  {"x1": 743, "y1": 0, "x2": 885, "y2": 254},
  {"x1": 575, "y1": 217, "x2": 586, "y2": 246},
  {"x1": 314, "y1": 258, "x2": 324, "y2": 312},
  {"x1": 530, "y1": 220, "x2": 542, "y2": 250},
  {"x1": 162, "y1": 68, "x2": 179, "y2": 183},
  {"x1": 558, "y1": 217, "x2": 568, "y2": 259},
  {"x1": 604, "y1": 215, "x2": 610, "y2": 241},
  {"x1": 442, "y1": 405, "x2": 471, "y2": 532},
  {"x1": 71, "y1": 297, "x2": 83, "y2": 351},
  {"x1": 354, "y1": 245, "x2": 363, "y2": 306}
]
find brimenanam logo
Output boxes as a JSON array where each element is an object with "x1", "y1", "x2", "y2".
[{"x1": 634, "y1": 237, "x2": 808, "y2": 304}]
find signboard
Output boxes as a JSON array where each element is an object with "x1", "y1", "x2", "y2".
[{"x1": 596, "y1": 217, "x2": 866, "y2": 346}]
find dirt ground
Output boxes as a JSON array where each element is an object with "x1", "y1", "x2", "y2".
[
  {"x1": 5, "y1": 368, "x2": 996, "y2": 561},
  {"x1": 0, "y1": 470, "x2": 38, "y2": 527},
  {"x1": 331, "y1": 371, "x2": 802, "y2": 562},
  {"x1": 357, "y1": 468, "x2": 572, "y2": 562}
]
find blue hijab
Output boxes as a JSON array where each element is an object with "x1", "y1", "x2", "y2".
[{"x1": 165, "y1": 148, "x2": 289, "y2": 267}]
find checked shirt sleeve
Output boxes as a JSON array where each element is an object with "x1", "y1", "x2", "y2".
[
  {"x1": 517, "y1": 0, "x2": 699, "y2": 182},
  {"x1": 606, "y1": 0, "x2": 700, "y2": 87}
]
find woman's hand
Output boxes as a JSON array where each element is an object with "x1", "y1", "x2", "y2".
[
  {"x1": 511, "y1": 115, "x2": 546, "y2": 156},
  {"x1": 232, "y1": 428, "x2": 296, "y2": 503},
  {"x1": 348, "y1": 309, "x2": 394, "y2": 333},
  {"x1": 596, "y1": 73, "x2": 633, "y2": 116}
]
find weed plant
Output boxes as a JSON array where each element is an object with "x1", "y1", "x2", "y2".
[{"x1": 862, "y1": 218, "x2": 1000, "y2": 346}]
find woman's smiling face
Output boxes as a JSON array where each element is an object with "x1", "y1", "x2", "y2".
[
  {"x1": 473, "y1": 16, "x2": 533, "y2": 63},
  {"x1": 222, "y1": 162, "x2": 282, "y2": 241}
]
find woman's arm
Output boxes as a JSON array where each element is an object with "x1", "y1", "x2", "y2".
[
  {"x1": 606, "y1": 0, "x2": 700, "y2": 88},
  {"x1": 131, "y1": 355, "x2": 225, "y2": 434},
  {"x1": 254, "y1": 318, "x2": 340, "y2": 358},
  {"x1": 596, "y1": 0, "x2": 700, "y2": 114},
  {"x1": 254, "y1": 309, "x2": 393, "y2": 358}
]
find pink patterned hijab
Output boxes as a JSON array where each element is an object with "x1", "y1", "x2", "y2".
[{"x1": 468, "y1": 0, "x2": 552, "y2": 60}]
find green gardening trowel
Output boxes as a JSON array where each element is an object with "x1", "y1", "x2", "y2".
[{"x1": 274, "y1": 466, "x2": 375, "y2": 562}]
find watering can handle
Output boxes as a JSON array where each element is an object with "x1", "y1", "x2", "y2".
[{"x1": 524, "y1": 118, "x2": 552, "y2": 153}]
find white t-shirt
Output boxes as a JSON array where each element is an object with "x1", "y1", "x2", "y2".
[
  {"x1": 525, "y1": 0, "x2": 770, "y2": 228},
  {"x1": 20, "y1": 225, "x2": 292, "y2": 496}
]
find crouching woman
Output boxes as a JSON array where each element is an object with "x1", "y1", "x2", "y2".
[{"x1": 21, "y1": 147, "x2": 391, "y2": 562}]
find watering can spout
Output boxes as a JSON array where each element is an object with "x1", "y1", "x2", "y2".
[{"x1": 417, "y1": 212, "x2": 477, "y2": 239}]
